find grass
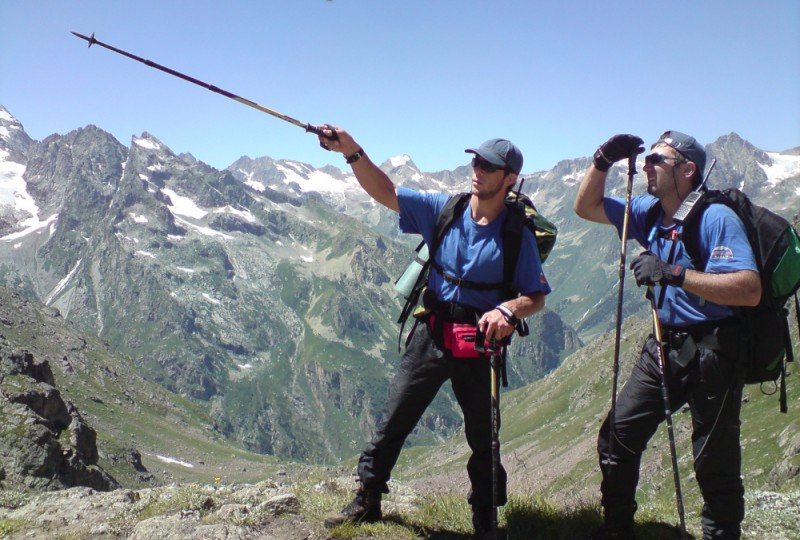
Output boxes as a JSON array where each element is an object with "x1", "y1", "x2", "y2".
[
  {"x1": 0, "y1": 518, "x2": 27, "y2": 537},
  {"x1": 298, "y1": 483, "x2": 695, "y2": 540}
]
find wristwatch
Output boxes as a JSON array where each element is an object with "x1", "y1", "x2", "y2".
[{"x1": 345, "y1": 148, "x2": 364, "y2": 164}]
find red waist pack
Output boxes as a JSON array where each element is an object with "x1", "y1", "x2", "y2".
[{"x1": 429, "y1": 315, "x2": 489, "y2": 359}]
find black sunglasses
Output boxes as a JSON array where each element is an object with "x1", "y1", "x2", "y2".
[
  {"x1": 645, "y1": 153, "x2": 687, "y2": 166},
  {"x1": 471, "y1": 156, "x2": 505, "y2": 173}
]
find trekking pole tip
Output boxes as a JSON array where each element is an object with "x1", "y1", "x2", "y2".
[{"x1": 71, "y1": 31, "x2": 97, "y2": 48}]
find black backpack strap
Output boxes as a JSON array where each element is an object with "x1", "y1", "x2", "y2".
[
  {"x1": 432, "y1": 193, "x2": 471, "y2": 256},
  {"x1": 644, "y1": 201, "x2": 662, "y2": 244},
  {"x1": 501, "y1": 198, "x2": 526, "y2": 297}
]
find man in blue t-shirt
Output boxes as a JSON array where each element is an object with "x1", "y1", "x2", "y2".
[
  {"x1": 574, "y1": 131, "x2": 760, "y2": 540},
  {"x1": 317, "y1": 125, "x2": 550, "y2": 536}
]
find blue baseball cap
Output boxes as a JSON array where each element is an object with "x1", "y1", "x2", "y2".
[
  {"x1": 465, "y1": 138, "x2": 523, "y2": 175},
  {"x1": 655, "y1": 130, "x2": 706, "y2": 183}
]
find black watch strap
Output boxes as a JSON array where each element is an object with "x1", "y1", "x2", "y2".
[{"x1": 345, "y1": 148, "x2": 364, "y2": 164}]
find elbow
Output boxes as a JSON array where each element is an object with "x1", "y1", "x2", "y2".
[
  {"x1": 532, "y1": 292, "x2": 546, "y2": 315},
  {"x1": 573, "y1": 200, "x2": 587, "y2": 219},
  {"x1": 741, "y1": 274, "x2": 762, "y2": 307},
  {"x1": 745, "y1": 283, "x2": 762, "y2": 307}
]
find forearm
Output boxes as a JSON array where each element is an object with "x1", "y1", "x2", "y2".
[
  {"x1": 479, "y1": 292, "x2": 545, "y2": 342},
  {"x1": 317, "y1": 125, "x2": 399, "y2": 212},
  {"x1": 681, "y1": 269, "x2": 761, "y2": 307},
  {"x1": 574, "y1": 166, "x2": 612, "y2": 224},
  {"x1": 500, "y1": 292, "x2": 545, "y2": 319},
  {"x1": 349, "y1": 154, "x2": 399, "y2": 212}
]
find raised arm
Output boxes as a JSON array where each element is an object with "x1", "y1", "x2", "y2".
[
  {"x1": 318, "y1": 125, "x2": 399, "y2": 212},
  {"x1": 574, "y1": 134, "x2": 644, "y2": 224}
]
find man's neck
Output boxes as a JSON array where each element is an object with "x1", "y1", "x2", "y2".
[{"x1": 470, "y1": 193, "x2": 507, "y2": 225}]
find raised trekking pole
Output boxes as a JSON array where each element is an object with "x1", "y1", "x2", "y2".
[
  {"x1": 647, "y1": 287, "x2": 688, "y2": 539},
  {"x1": 605, "y1": 152, "x2": 638, "y2": 468},
  {"x1": 70, "y1": 32, "x2": 333, "y2": 138}
]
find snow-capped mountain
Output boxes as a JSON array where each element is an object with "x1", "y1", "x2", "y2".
[{"x1": 0, "y1": 105, "x2": 579, "y2": 462}]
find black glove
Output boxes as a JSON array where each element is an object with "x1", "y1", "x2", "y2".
[
  {"x1": 593, "y1": 134, "x2": 644, "y2": 172},
  {"x1": 630, "y1": 251, "x2": 686, "y2": 287}
]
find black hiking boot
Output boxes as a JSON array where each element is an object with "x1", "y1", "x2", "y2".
[
  {"x1": 588, "y1": 524, "x2": 637, "y2": 540},
  {"x1": 323, "y1": 487, "x2": 382, "y2": 528},
  {"x1": 472, "y1": 506, "x2": 503, "y2": 539}
]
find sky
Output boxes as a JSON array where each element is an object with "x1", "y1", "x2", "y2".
[{"x1": 2, "y1": 1, "x2": 799, "y2": 175}]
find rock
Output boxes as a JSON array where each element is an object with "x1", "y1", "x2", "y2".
[
  {"x1": 0, "y1": 345, "x2": 118, "y2": 492},
  {"x1": 257, "y1": 493, "x2": 299, "y2": 516},
  {"x1": 215, "y1": 503, "x2": 250, "y2": 520}
]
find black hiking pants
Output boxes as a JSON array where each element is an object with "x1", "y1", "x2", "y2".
[
  {"x1": 597, "y1": 328, "x2": 745, "y2": 539},
  {"x1": 357, "y1": 320, "x2": 507, "y2": 508}
]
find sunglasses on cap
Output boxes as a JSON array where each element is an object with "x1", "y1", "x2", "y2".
[
  {"x1": 645, "y1": 153, "x2": 687, "y2": 166},
  {"x1": 471, "y1": 156, "x2": 506, "y2": 173}
]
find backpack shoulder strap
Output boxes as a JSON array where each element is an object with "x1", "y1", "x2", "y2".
[
  {"x1": 680, "y1": 190, "x2": 728, "y2": 271},
  {"x1": 501, "y1": 197, "x2": 527, "y2": 296},
  {"x1": 644, "y1": 200, "x2": 662, "y2": 244},
  {"x1": 431, "y1": 193, "x2": 470, "y2": 256}
]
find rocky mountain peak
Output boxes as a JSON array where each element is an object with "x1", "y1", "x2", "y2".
[{"x1": 0, "y1": 106, "x2": 33, "y2": 158}]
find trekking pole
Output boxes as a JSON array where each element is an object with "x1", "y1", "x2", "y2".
[
  {"x1": 70, "y1": 32, "x2": 333, "y2": 139},
  {"x1": 605, "y1": 152, "x2": 638, "y2": 468},
  {"x1": 489, "y1": 338, "x2": 502, "y2": 539},
  {"x1": 647, "y1": 287, "x2": 688, "y2": 539}
]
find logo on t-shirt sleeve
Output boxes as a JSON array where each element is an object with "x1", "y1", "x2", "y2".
[{"x1": 709, "y1": 246, "x2": 734, "y2": 260}]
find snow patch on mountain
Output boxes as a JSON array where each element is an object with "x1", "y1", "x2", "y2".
[
  {"x1": 133, "y1": 137, "x2": 161, "y2": 151},
  {"x1": 759, "y1": 152, "x2": 800, "y2": 187},
  {"x1": 172, "y1": 214, "x2": 233, "y2": 240},
  {"x1": 212, "y1": 205, "x2": 256, "y2": 223},
  {"x1": 275, "y1": 162, "x2": 358, "y2": 195},
  {"x1": 154, "y1": 454, "x2": 194, "y2": 468},
  {"x1": 0, "y1": 213, "x2": 58, "y2": 242},
  {"x1": 389, "y1": 155, "x2": 412, "y2": 168},
  {"x1": 0, "y1": 148, "x2": 39, "y2": 223},
  {"x1": 202, "y1": 293, "x2": 221, "y2": 305},
  {"x1": 161, "y1": 188, "x2": 208, "y2": 219},
  {"x1": 45, "y1": 259, "x2": 82, "y2": 305}
]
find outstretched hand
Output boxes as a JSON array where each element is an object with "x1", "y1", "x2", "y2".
[
  {"x1": 317, "y1": 125, "x2": 361, "y2": 157},
  {"x1": 594, "y1": 134, "x2": 645, "y2": 172}
]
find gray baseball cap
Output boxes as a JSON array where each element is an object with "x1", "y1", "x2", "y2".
[
  {"x1": 465, "y1": 138, "x2": 523, "y2": 175},
  {"x1": 655, "y1": 130, "x2": 706, "y2": 183}
]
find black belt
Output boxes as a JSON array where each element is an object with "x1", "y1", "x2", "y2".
[
  {"x1": 661, "y1": 317, "x2": 738, "y2": 350},
  {"x1": 422, "y1": 288, "x2": 483, "y2": 324}
]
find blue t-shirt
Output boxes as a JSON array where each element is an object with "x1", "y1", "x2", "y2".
[
  {"x1": 397, "y1": 187, "x2": 551, "y2": 312},
  {"x1": 604, "y1": 194, "x2": 758, "y2": 326}
]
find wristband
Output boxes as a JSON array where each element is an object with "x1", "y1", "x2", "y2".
[
  {"x1": 345, "y1": 148, "x2": 364, "y2": 164},
  {"x1": 593, "y1": 147, "x2": 613, "y2": 172},
  {"x1": 495, "y1": 304, "x2": 518, "y2": 325}
]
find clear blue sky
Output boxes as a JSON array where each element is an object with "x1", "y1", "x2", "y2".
[{"x1": 2, "y1": 1, "x2": 798, "y2": 174}]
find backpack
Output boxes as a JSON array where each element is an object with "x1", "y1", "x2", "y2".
[
  {"x1": 394, "y1": 187, "x2": 557, "y2": 348},
  {"x1": 646, "y1": 188, "x2": 800, "y2": 412}
]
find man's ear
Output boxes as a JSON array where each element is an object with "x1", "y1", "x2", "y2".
[{"x1": 683, "y1": 161, "x2": 697, "y2": 182}]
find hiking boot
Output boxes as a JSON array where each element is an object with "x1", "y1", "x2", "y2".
[
  {"x1": 472, "y1": 506, "x2": 500, "y2": 539},
  {"x1": 588, "y1": 524, "x2": 637, "y2": 540},
  {"x1": 323, "y1": 488, "x2": 382, "y2": 528}
]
